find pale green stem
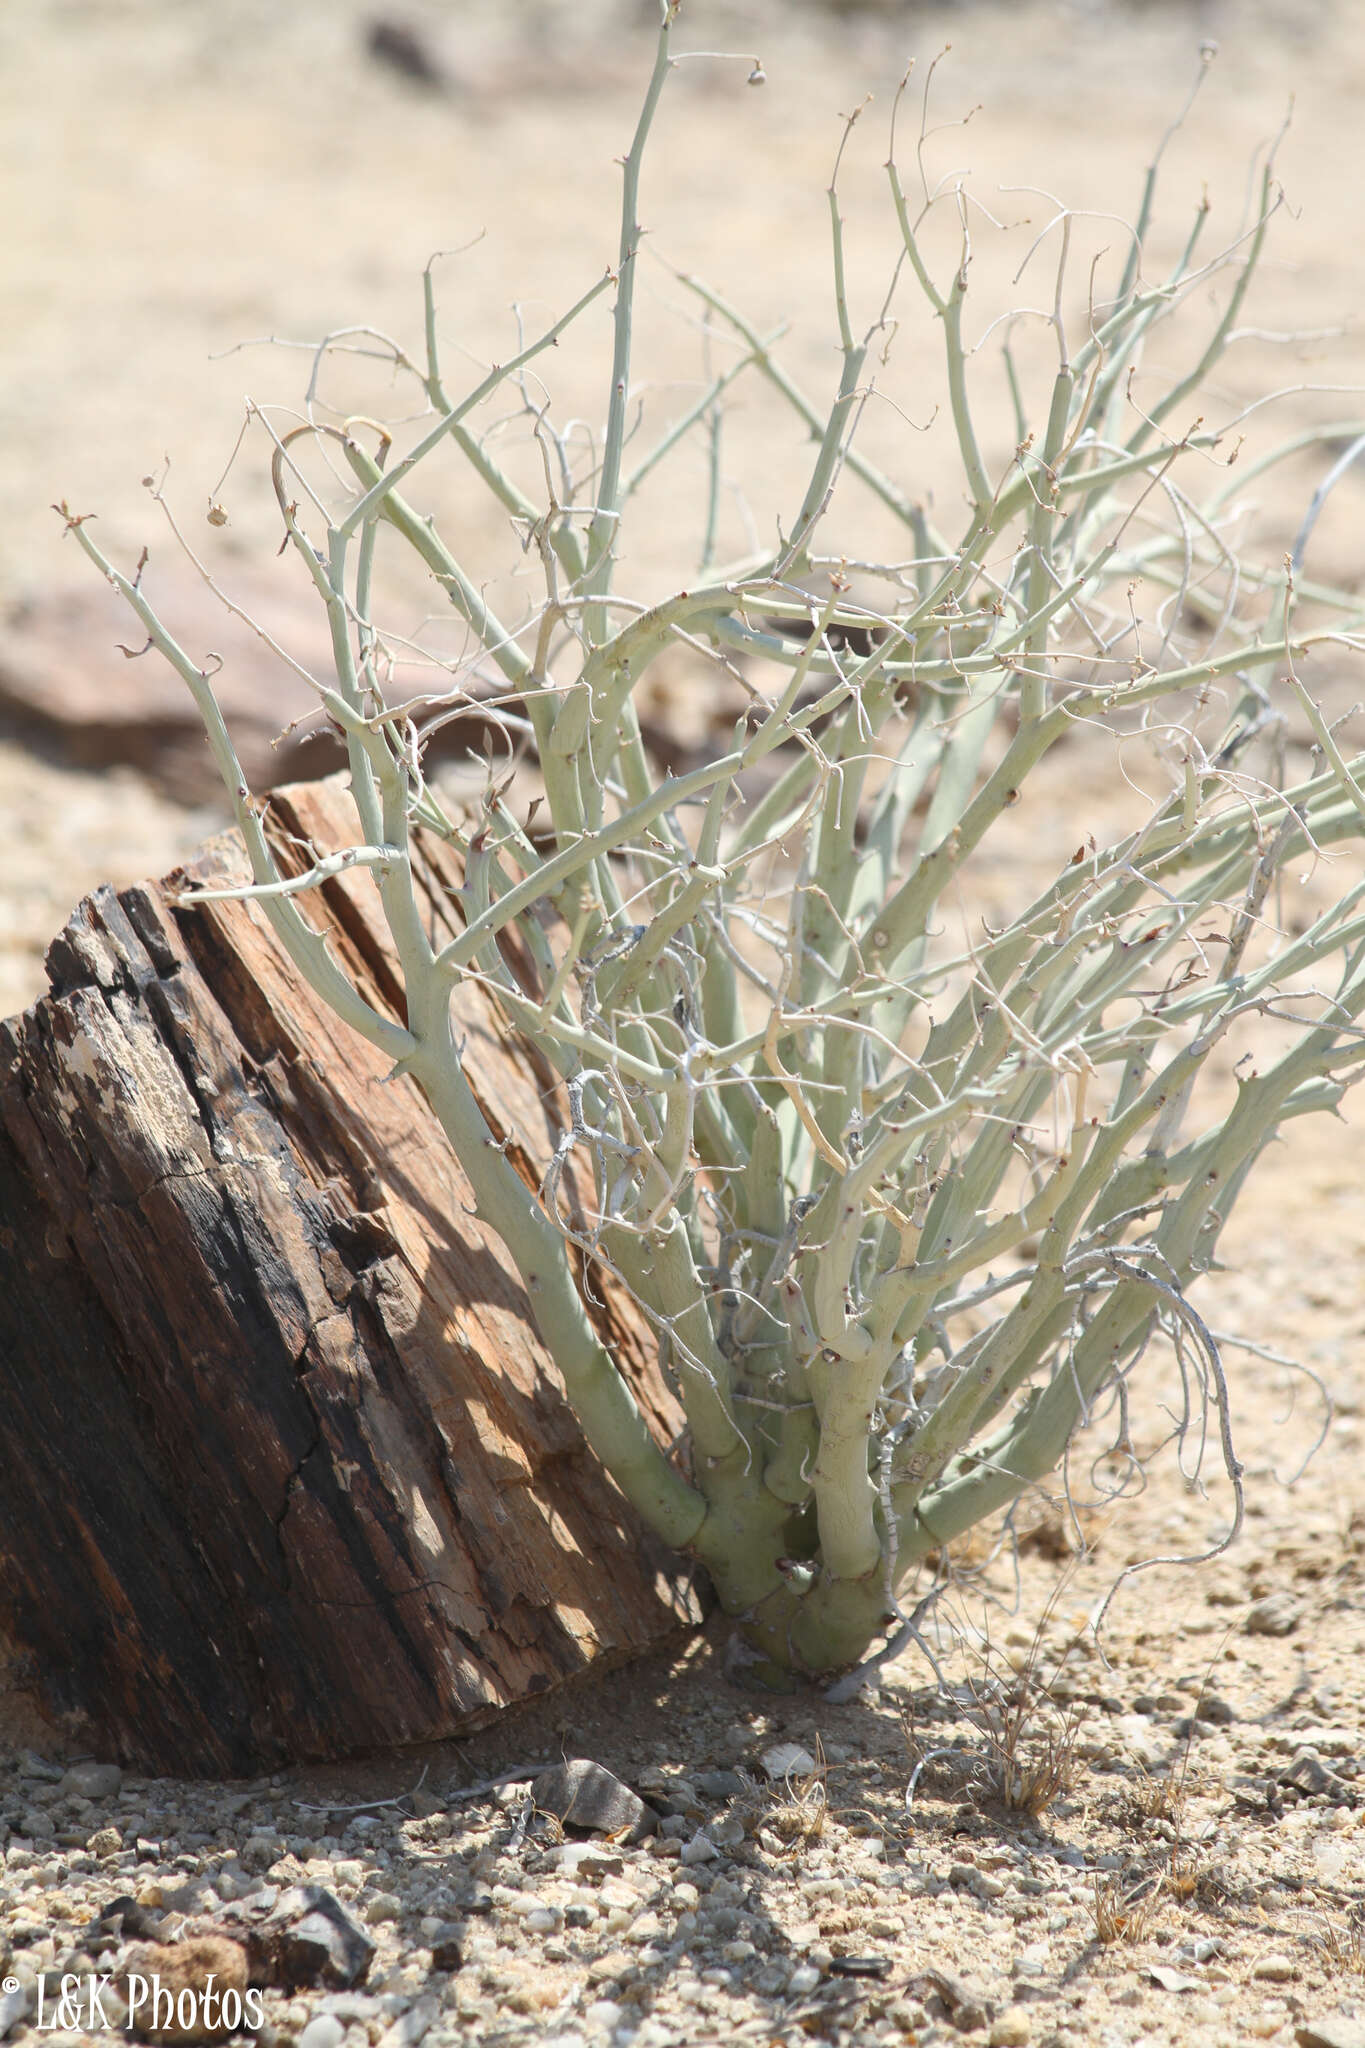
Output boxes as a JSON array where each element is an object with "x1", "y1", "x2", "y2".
[
  {"x1": 582, "y1": 3, "x2": 677, "y2": 628},
  {"x1": 339, "y1": 271, "x2": 614, "y2": 545},
  {"x1": 59, "y1": 513, "x2": 413, "y2": 1063}
]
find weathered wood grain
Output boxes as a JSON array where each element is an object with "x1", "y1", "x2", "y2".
[{"x1": 0, "y1": 779, "x2": 702, "y2": 1776}]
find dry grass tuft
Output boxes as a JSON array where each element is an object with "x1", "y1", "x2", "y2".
[
  {"x1": 1091, "y1": 1872, "x2": 1162, "y2": 1945},
  {"x1": 764, "y1": 1737, "x2": 829, "y2": 1853},
  {"x1": 1313, "y1": 1910, "x2": 1365, "y2": 1979},
  {"x1": 973, "y1": 1677, "x2": 1082, "y2": 1817},
  {"x1": 968, "y1": 1598, "x2": 1084, "y2": 1816}
]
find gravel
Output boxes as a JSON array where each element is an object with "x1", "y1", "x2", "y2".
[{"x1": 3, "y1": 1583, "x2": 1362, "y2": 2048}]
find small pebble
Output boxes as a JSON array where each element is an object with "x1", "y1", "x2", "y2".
[
  {"x1": 298, "y1": 2020, "x2": 346, "y2": 2048},
  {"x1": 990, "y1": 2009, "x2": 1032, "y2": 2047},
  {"x1": 364, "y1": 1891, "x2": 403, "y2": 1925},
  {"x1": 1246, "y1": 1593, "x2": 1302, "y2": 1638},
  {"x1": 1253, "y1": 1954, "x2": 1298, "y2": 1983}
]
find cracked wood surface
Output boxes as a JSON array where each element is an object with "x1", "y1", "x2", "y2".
[{"x1": 0, "y1": 778, "x2": 702, "y2": 1776}]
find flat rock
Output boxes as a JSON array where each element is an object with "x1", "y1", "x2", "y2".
[
  {"x1": 537, "y1": 1843, "x2": 625, "y2": 1880},
  {"x1": 1279, "y1": 1748, "x2": 1350, "y2": 1799},
  {"x1": 530, "y1": 1759, "x2": 657, "y2": 1841},
  {"x1": 1147, "y1": 1964, "x2": 1202, "y2": 1993},
  {"x1": 1296, "y1": 2021, "x2": 1365, "y2": 2048}
]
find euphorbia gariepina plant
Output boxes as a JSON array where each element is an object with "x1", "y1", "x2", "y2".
[{"x1": 60, "y1": 7, "x2": 1365, "y2": 1688}]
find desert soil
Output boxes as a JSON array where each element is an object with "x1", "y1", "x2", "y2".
[{"x1": 3, "y1": 2, "x2": 1365, "y2": 2045}]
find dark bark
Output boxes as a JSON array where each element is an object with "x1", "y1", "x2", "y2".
[{"x1": 0, "y1": 780, "x2": 702, "y2": 1776}]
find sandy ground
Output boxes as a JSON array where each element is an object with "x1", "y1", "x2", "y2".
[{"x1": 3, "y1": 3, "x2": 1365, "y2": 2044}]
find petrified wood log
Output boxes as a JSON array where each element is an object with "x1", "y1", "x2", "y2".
[
  {"x1": 0, "y1": 576, "x2": 344, "y2": 801},
  {"x1": 0, "y1": 779, "x2": 702, "y2": 1776}
]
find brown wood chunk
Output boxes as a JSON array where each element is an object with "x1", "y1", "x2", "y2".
[{"x1": 0, "y1": 778, "x2": 702, "y2": 1775}]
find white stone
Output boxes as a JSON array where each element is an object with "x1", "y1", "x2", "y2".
[
  {"x1": 298, "y1": 2020, "x2": 346, "y2": 2048},
  {"x1": 597, "y1": 1879, "x2": 642, "y2": 1911},
  {"x1": 583, "y1": 2001, "x2": 624, "y2": 2032}
]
